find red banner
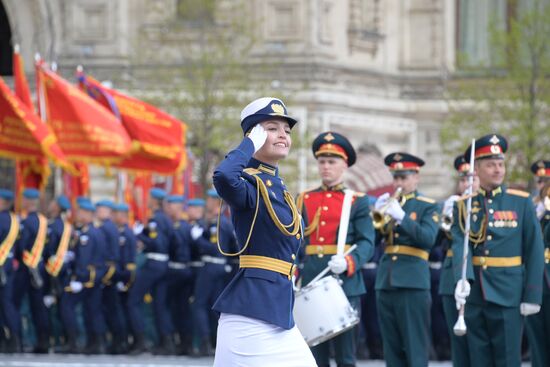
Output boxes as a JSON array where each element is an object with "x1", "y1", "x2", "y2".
[
  {"x1": 0, "y1": 77, "x2": 70, "y2": 169},
  {"x1": 78, "y1": 73, "x2": 187, "y2": 174},
  {"x1": 63, "y1": 162, "x2": 90, "y2": 208},
  {"x1": 127, "y1": 173, "x2": 152, "y2": 224},
  {"x1": 36, "y1": 64, "x2": 132, "y2": 164}
]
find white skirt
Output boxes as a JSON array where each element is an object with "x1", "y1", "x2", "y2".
[{"x1": 213, "y1": 313, "x2": 317, "y2": 367}]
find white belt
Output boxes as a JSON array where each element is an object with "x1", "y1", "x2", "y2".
[
  {"x1": 189, "y1": 261, "x2": 205, "y2": 267},
  {"x1": 168, "y1": 261, "x2": 187, "y2": 269},
  {"x1": 429, "y1": 262, "x2": 442, "y2": 270},
  {"x1": 362, "y1": 262, "x2": 378, "y2": 270},
  {"x1": 201, "y1": 255, "x2": 227, "y2": 265},
  {"x1": 145, "y1": 253, "x2": 169, "y2": 262}
]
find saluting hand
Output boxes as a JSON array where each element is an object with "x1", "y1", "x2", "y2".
[{"x1": 248, "y1": 124, "x2": 268, "y2": 153}]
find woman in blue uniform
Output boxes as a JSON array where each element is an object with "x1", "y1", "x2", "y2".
[{"x1": 212, "y1": 97, "x2": 316, "y2": 366}]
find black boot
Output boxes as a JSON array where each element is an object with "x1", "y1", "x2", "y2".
[
  {"x1": 7, "y1": 334, "x2": 22, "y2": 354},
  {"x1": 128, "y1": 333, "x2": 147, "y2": 355},
  {"x1": 83, "y1": 334, "x2": 105, "y2": 355},
  {"x1": 177, "y1": 335, "x2": 192, "y2": 355},
  {"x1": 32, "y1": 333, "x2": 50, "y2": 354},
  {"x1": 58, "y1": 333, "x2": 80, "y2": 354},
  {"x1": 152, "y1": 334, "x2": 175, "y2": 355},
  {"x1": 200, "y1": 338, "x2": 214, "y2": 356}
]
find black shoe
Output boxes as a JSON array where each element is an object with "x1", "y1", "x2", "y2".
[
  {"x1": 356, "y1": 345, "x2": 369, "y2": 360},
  {"x1": 32, "y1": 334, "x2": 50, "y2": 354},
  {"x1": 57, "y1": 334, "x2": 80, "y2": 354},
  {"x1": 152, "y1": 334, "x2": 175, "y2": 355},
  {"x1": 200, "y1": 338, "x2": 214, "y2": 357},
  {"x1": 128, "y1": 334, "x2": 147, "y2": 355},
  {"x1": 6, "y1": 335, "x2": 22, "y2": 354},
  {"x1": 83, "y1": 334, "x2": 105, "y2": 355}
]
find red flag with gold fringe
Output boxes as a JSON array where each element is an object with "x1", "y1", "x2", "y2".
[
  {"x1": 77, "y1": 72, "x2": 187, "y2": 174},
  {"x1": 35, "y1": 63, "x2": 132, "y2": 165}
]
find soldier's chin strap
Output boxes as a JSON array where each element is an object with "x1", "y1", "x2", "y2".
[{"x1": 216, "y1": 174, "x2": 302, "y2": 257}]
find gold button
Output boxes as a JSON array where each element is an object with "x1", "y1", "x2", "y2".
[
  {"x1": 484, "y1": 249, "x2": 490, "y2": 255},
  {"x1": 321, "y1": 221, "x2": 326, "y2": 226},
  {"x1": 488, "y1": 222, "x2": 493, "y2": 227},
  {"x1": 305, "y1": 194, "x2": 309, "y2": 199},
  {"x1": 392, "y1": 256, "x2": 397, "y2": 261},
  {"x1": 483, "y1": 265, "x2": 488, "y2": 270},
  {"x1": 487, "y1": 235, "x2": 492, "y2": 241},
  {"x1": 480, "y1": 257, "x2": 486, "y2": 264},
  {"x1": 489, "y1": 209, "x2": 494, "y2": 214},
  {"x1": 295, "y1": 234, "x2": 301, "y2": 240},
  {"x1": 326, "y1": 193, "x2": 332, "y2": 198},
  {"x1": 323, "y1": 206, "x2": 329, "y2": 211},
  {"x1": 319, "y1": 237, "x2": 325, "y2": 242},
  {"x1": 266, "y1": 179, "x2": 272, "y2": 187},
  {"x1": 291, "y1": 254, "x2": 296, "y2": 260}
]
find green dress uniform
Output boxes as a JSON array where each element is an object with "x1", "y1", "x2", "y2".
[
  {"x1": 451, "y1": 135, "x2": 545, "y2": 367},
  {"x1": 298, "y1": 132, "x2": 375, "y2": 367},
  {"x1": 375, "y1": 152, "x2": 439, "y2": 367},
  {"x1": 438, "y1": 155, "x2": 471, "y2": 367},
  {"x1": 524, "y1": 158, "x2": 550, "y2": 367}
]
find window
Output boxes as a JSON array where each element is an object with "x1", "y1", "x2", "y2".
[{"x1": 177, "y1": 0, "x2": 216, "y2": 25}]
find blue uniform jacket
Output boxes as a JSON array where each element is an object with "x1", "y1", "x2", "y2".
[
  {"x1": 71, "y1": 223, "x2": 106, "y2": 285},
  {"x1": 118, "y1": 224, "x2": 137, "y2": 283},
  {"x1": 44, "y1": 216, "x2": 68, "y2": 276},
  {"x1": 171, "y1": 219, "x2": 192, "y2": 263},
  {"x1": 15, "y1": 212, "x2": 44, "y2": 264},
  {"x1": 212, "y1": 138, "x2": 302, "y2": 330},
  {"x1": 98, "y1": 219, "x2": 120, "y2": 264},
  {"x1": 0, "y1": 209, "x2": 16, "y2": 270},
  {"x1": 194, "y1": 217, "x2": 237, "y2": 258},
  {"x1": 138, "y1": 209, "x2": 171, "y2": 254}
]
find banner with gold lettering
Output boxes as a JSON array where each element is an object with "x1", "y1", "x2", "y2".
[
  {"x1": 0, "y1": 77, "x2": 70, "y2": 170},
  {"x1": 36, "y1": 63, "x2": 132, "y2": 164},
  {"x1": 77, "y1": 72, "x2": 187, "y2": 174},
  {"x1": 13, "y1": 46, "x2": 51, "y2": 209},
  {"x1": 63, "y1": 162, "x2": 89, "y2": 208}
]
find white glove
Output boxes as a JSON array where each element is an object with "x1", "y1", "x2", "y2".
[
  {"x1": 43, "y1": 295, "x2": 56, "y2": 308},
  {"x1": 70, "y1": 280, "x2": 83, "y2": 294},
  {"x1": 443, "y1": 195, "x2": 459, "y2": 218},
  {"x1": 328, "y1": 255, "x2": 347, "y2": 275},
  {"x1": 190, "y1": 225, "x2": 204, "y2": 240},
  {"x1": 248, "y1": 124, "x2": 268, "y2": 153},
  {"x1": 520, "y1": 302, "x2": 541, "y2": 316},
  {"x1": 386, "y1": 199, "x2": 405, "y2": 223},
  {"x1": 116, "y1": 281, "x2": 126, "y2": 292},
  {"x1": 64, "y1": 250, "x2": 75, "y2": 263},
  {"x1": 374, "y1": 193, "x2": 390, "y2": 210},
  {"x1": 454, "y1": 279, "x2": 471, "y2": 310}
]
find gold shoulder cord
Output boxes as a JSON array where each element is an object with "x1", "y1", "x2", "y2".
[
  {"x1": 296, "y1": 192, "x2": 320, "y2": 236},
  {"x1": 216, "y1": 174, "x2": 302, "y2": 256},
  {"x1": 457, "y1": 200, "x2": 486, "y2": 244}
]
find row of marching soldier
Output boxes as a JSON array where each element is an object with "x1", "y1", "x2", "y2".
[
  {"x1": 0, "y1": 98, "x2": 549, "y2": 367},
  {"x1": 0, "y1": 185, "x2": 239, "y2": 356}
]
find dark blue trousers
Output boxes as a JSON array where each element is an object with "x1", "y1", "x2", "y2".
[
  {"x1": 12, "y1": 265, "x2": 49, "y2": 339},
  {"x1": 192, "y1": 263, "x2": 227, "y2": 339},
  {"x1": 0, "y1": 262, "x2": 20, "y2": 336}
]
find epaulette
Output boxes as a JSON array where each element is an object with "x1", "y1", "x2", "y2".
[
  {"x1": 506, "y1": 188, "x2": 530, "y2": 198},
  {"x1": 243, "y1": 168, "x2": 261, "y2": 176},
  {"x1": 417, "y1": 196, "x2": 436, "y2": 204}
]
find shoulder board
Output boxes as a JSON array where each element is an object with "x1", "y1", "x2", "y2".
[
  {"x1": 506, "y1": 188, "x2": 530, "y2": 198},
  {"x1": 353, "y1": 191, "x2": 366, "y2": 198},
  {"x1": 243, "y1": 168, "x2": 261, "y2": 176},
  {"x1": 416, "y1": 196, "x2": 436, "y2": 204}
]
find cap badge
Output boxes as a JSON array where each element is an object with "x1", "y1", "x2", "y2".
[
  {"x1": 490, "y1": 145, "x2": 501, "y2": 154},
  {"x1": 271, "y1": 103, "x2": 285, "y2": 115},
  {"x1": 324, "y1": 133, "x2": 335, "y2": 142},
  {"x1": 537, "y1": 160, "x2": 545, "y2": 168},
  {"x1": 489, "y1": 135, "x2": 500, "y2": 145},
  {"x1": 395, "y1": 162, "x2": 404, "y2": 169},
  {"x1": 393, "y1": 153, "x2": 402, "y2": 161},
  {"x1": 537, "y1": 168, "x2": 546, "y2": 176}
]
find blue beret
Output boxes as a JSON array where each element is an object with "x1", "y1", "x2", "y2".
[
  {"x1": 240, "y1": 97, "x2": 298, "y2": 135},
  {"x1": 57, "y1": 195, "x2": 71, "y2": 210},
  {"x1": 187, "y1": 198, "x2": 205, "y2": 207},
  {"x1": 149, "y1": 188, "x2": 167, "y2": 200},
  {"x1": 76, "y1": 196, "x2": 95, "y2": 212},
  {"x1": 113, "y1": 203, "x2": 130, "y2": 212},
  {"x1": 166, "y1": 195, "x2": 184, "y2": 203},
  {"x1": 95, "y1": 199, "x2": 114, "y2": 209},
  {"x1": 312, "y1": 131, "x2": 357, "y2": 167},
  {"x1": 206, "y1": 189, "x2": 220, "y2": 199},
  {"x1": 0, "y1": 189, "x2": 14, "y2": 201},
  {"x1": 23, "y1": 188, "x2": 40, "y2": 199}
]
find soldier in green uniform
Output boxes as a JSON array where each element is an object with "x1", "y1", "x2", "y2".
[
  {"x1": 524, "y1": 159, "x2": 550, "y2": 367},
  {"x1": 297, "y1": 132, "x2": 375, "y2": 367},
  {"x1": 374, "y1": 152, "x2": 439, "y2": 367},
  {"x1": 438, "y1": 155, "x2": 479, "y2": 367},
  {"x1": 451, "y1": 134, "x2": 544, "y2": 367}
]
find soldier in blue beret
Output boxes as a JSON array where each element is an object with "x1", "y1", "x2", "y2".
[
  {"x1": 13, "y1": 188, "x2": 51, "y2": 353},
  {"x1": 190, "y1": 189, "x2": 237, "y2": 357},
  {"x1": 0, "y1": 189, "x2": 21, "y2": 352},
  {"x1": 94, "y1": 199, "x2": 126, "y2": 354},
  {"x1": 187, "y1": 198, "x2": 206, "y2": 207},
  {"x1": 434, "y1": 154, "x2": 480, "y2": 365},
  {"x1": 212, "y1": 97, "x2": 316, "y2": 365},
  {"x1": 58, "y1": 197, "x2": 107, "y2": 354},
  {"x1": 127, "y1": 188, "x2": 172, "y2": 354},
  {"x1": 296, "y1": 131, "x2": 375, "y2": 367},
  {"x1": 374, "y1": 152, "x2": 439, "y2": 367},
  {"x1": 451, "y1": 134, "x2": 544, "y2": 367},
  {"x1": 111, "y1": 202, "x2": 136, "y2": 354}
]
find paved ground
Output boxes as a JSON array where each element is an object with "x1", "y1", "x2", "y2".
[{"x1": 0, "y1": 354, "x2": 455, "y2": 367}]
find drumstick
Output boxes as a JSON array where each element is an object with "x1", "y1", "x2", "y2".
[{"x1": 305, "y1": 244, "x2": 358, "y2": 287}]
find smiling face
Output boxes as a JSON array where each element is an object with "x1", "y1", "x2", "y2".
[
  {"x1": 475, "y1": 158, "x2": 506, "y2": 190},
  {"x1": 253, "y1": 119, "x2": 291, "y2": 165}
]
